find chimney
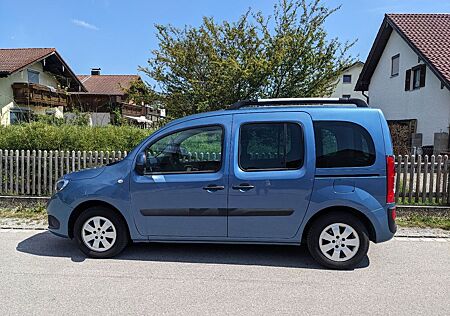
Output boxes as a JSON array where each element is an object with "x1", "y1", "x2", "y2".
[{"x1": 91, "y1": 68, "x2": 101, "y2": 75}]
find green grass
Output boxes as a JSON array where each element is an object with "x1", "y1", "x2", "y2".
[
  {"x1": 396, "y1": 214, "x2": 450, "y2": 230},
  {"x1": 0, "y1": 205, "x2": 46, "y2": 220}
]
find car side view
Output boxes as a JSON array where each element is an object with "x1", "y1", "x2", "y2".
[{"x1": 47, "y1": 98, "x2": 397, "y2": 269}]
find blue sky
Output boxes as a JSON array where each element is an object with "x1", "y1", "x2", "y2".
[{"x1": 0, "y1": 0, "x2": 448, "y2": 78}]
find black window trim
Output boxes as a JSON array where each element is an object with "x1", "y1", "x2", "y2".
[
  {"x1": 238, "y1": 121, "x2": 305, "y2": 172},
  {"x1": 142, "y1": 124, "x2": 225, "y2": 176},
  {"x1": 313, "y1": 120, "x2": 376, "y2": 169},
  {"x1": 342, "y1": 74, "x2": 352, "y2": 84},
  {"x1": 391, "y1": 54, "x2": 400, "y2": 77}
]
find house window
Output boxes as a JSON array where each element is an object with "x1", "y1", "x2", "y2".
[
  {"x1": 343, "y1": 75, "x2": 352, "y2": 84},
  {"x1": 391, "y1": 54, "x2": 400, "y2": 76},
  {"x1": 342, "y1": 94, "x2": 351, "y2": 99},
  {"x1": 412, "y1": 68, "x2": 421, "y2": 89},
  {"x1": 405, "y1": 65, "x2": 426, "y2": 91},
  {"x1": 10, "y1": 108, "x2": 31, "y2": 124},
  {"x1": 27, "y1": 70, "x2": 40, "y2": 84}
]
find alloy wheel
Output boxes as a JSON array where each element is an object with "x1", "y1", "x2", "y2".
[
  {"x1": 318, "y1": 223, "x2": 360, "y2": 262},
  {"x1": 81, "y1": 216, "x2": 117, "y2": 252}
]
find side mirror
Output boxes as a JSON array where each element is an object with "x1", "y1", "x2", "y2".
[{"x1": 135, "y1": 152, "x2": 147, "y2": 175}]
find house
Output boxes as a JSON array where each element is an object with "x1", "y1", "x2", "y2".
[
  {"x1": 69, "y1": 68, "x2": 164, "y2": 127},
  {"x1": 355, "y1": 14, "x2": 450, "y2": 152},
  {"x1": 330, "y1": 61, "x2": 365, "y2": 99},
  {"x1": 0, "y1": 48, "x2": 85, "y2": 125}
]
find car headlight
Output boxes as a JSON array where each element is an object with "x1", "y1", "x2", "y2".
[{"x1": 55, "y1": 179, "x2": 69, "y2": 192}]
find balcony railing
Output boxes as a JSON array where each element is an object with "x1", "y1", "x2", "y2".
[{"x1": 12, "y1": 83, "x2": 68, "y2": 107}]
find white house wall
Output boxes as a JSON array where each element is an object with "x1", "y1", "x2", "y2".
[
  {"x1": 368, "y1": 30, "x2": 450, "y2": 146},
  {"x1": 330, "y1": 64, "x2": 366, "y2": 99},
  {"x1": 0, "y1": 61, "x2": 62, "y2": 125}
]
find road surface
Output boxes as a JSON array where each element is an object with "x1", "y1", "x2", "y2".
[{"x1": 0, "y1": 229, "x2": 449, "y2": 315}]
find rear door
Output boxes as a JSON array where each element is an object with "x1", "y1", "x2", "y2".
[{"x1": 227, "y1": 111, "x2": 315, "y2": 239}]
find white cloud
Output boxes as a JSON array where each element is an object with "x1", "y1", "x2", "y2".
[{"x1": 72, "y1": 19, "x2": 99, "y2": 31}]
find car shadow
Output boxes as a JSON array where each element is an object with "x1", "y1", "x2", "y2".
[{"x1": 16, "y1": 231, "x2": 369, "y2": 270}]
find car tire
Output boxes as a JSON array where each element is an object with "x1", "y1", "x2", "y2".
[
  {"x1": 307, "y1": 212, "x2": 369, "y2": 270},
  {"x1": 74, "y1": 206, "x2": 129, "y2": 258}
]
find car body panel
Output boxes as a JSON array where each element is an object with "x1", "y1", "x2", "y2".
[
  {"x1": 129, "y1": 115, "x2": 232, "y2": 237},
  {"x1": 227, "y1": 111, "x2": 315, "y2": 239},
  {"x1": 47, "y1": 105, "x2": 395, "y2": 245}
]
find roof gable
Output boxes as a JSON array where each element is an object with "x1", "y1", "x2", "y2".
[
  {"x1": 0, "y1": 48, "x2": 55, "y2": 74},
  {"x1": 356, "y1": 14, "x2": 450, "y2": 91},
  {"x1": 0, "y1": 48, "x2": 86, "y2": 92}
]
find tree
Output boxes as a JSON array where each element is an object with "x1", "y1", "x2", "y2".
[
  {"x1": 140, "y1": 0, "x2": 355, "y2": 119},
  {"x1": 123, "y1": 79, "x2": 158, "y2": 105}
]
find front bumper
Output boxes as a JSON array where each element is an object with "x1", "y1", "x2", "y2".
[{"x1": 46, "y1": 194, "x2": 73, "y2": 238}]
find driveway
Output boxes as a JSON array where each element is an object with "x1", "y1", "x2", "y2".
[{"x1": 0, "y1": 229, "x2": 449, "y2": 315}]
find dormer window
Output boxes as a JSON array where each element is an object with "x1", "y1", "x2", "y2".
[{"x1": 27, "y1": 70, "x2": 40, "y2": 84}]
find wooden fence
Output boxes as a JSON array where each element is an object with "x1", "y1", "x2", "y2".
[
  {"x1": 1, "y1": 150, "x2": 450, "y2": 204},
  {"x1": 0, "y1": 150, "x2": 127, "y2": 196},
  {"x1": 394, "y1": 155, "x2": 450, "y2": 205}
]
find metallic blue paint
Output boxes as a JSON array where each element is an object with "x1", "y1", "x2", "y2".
[{"x1": 47, "y1": 106, "x2": 395, "y2": 245}]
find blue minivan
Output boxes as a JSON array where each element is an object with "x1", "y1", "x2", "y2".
[{"x1": 47, "y1": 98, "x2": 397, "y2": 269}]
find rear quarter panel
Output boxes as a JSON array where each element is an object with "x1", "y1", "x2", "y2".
[{"x1": 294, "y1": 108, "x2": 392, "y2": 243}]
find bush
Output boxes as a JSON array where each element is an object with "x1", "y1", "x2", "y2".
[{"x1": 0, "y1": 122, "x2": 154, "y2": 152}]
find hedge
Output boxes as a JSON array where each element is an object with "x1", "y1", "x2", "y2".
[{"x1": 0, "y1": 122, "x2": 154, "y2": 151}]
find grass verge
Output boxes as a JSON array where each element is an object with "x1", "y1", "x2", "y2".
[
  {"x1": 396, "y1": 214, "x2": 450, "y2": 230},
  {"x1": 0, "y1": 205, "x2": 46, "y2": 220}
]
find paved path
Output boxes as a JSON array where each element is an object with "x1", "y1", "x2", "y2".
[{"x1": 0, "y1": 230, "x2": 449, "y2": 315}]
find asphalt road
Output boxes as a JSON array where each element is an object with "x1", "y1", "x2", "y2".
[{"x1": 0, "y1": 230, "x2": 449, "y2": 315}]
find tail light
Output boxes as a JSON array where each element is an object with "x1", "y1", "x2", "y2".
[
  {"x1": 391, "y1": 207, "x2": 397, "y2": 220},
  {"x1": 386, "y1": 156, "x2": 395, "y2": 203}
]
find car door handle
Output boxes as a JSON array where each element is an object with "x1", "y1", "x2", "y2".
[
  {"x1": 203, "y1": 184, "x2": 225, "y2": 192},
  {"x1": 232, "y1": 183, "x2": 255, "y2": 191}
]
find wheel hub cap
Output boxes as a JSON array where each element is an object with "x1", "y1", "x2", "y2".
[
  {"x1": 319, "y1": 223, "x2": 360, "y2": 262},
  {"x1": 81, "y1": 216, "x2": 117, "y2": 252}
]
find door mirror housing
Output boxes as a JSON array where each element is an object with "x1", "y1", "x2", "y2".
[{"x1": 135, "y1": 152, "x2": 147, "y2": 175}]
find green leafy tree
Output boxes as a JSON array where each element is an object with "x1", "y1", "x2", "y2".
[
  {"x1": 140, "y1": 0, "x2": 355, "y2": 119},
  {"x1": 123, "y1": 79, "x2": 158, "y2": 105}
]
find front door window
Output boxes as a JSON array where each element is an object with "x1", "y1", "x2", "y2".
[{"x1": 144, "y1": 125, "x2": 223, "y2": 174}]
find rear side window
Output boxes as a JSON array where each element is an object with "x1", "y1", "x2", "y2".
[
  {"x1": 239, "y1": 122, "x2": 303, "y2": 171},
  {"x1": 314, "y1": 121, "x2": 375, "y2": 168}
]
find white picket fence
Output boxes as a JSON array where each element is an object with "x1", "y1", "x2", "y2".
[{"x1": 1, "y1": 150, "x2": 450, "y2": 204}]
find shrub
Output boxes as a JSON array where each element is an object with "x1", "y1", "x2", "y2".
[{"x1": 0, "y1": 122, "x2": 154, "y2": 152}]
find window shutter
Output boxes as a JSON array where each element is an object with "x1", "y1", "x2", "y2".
[
  {"x1": 419, "y1": 64, "x2": 426, "y2": 87},
  {"x1": 405, "y1": 69, "x2": 411, "y2": 91}
]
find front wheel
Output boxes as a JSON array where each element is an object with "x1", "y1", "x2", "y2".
[
  {"x1": 74, "y1": 207, "x2": 129, "y2": 258},
  {"x1": 307, "y1": 212, "x2": 369, "y2": 270}
]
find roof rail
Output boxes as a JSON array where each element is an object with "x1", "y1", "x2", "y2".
[{"x1": 227, "y1": 97, "x2": 368, "y2": 110}]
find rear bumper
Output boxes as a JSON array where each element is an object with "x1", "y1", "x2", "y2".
[{"x1": 370, "y1": 205, "x2": 396, "y2": 243}]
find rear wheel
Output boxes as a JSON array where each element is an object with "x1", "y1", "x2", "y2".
[
  {"x1": 307, "y1": 212, "x2": 369, "y2": 270},
  {"x1": 74, "y1": 207, "x2": 129, "y2": 258}
]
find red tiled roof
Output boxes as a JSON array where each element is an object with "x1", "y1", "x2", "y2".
[
  {"x1": 77, "y1": 75, "x2": 140, "y2": 95},
  {"x1": 356, "y1": 14, "x2": 450, "y2": 91},
  {"x1": 0, "y1": 48, "x2": 56, "y2": 74},
  {"x1": 387, "y1": 14, "x2": 450, "y2": 85}
]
